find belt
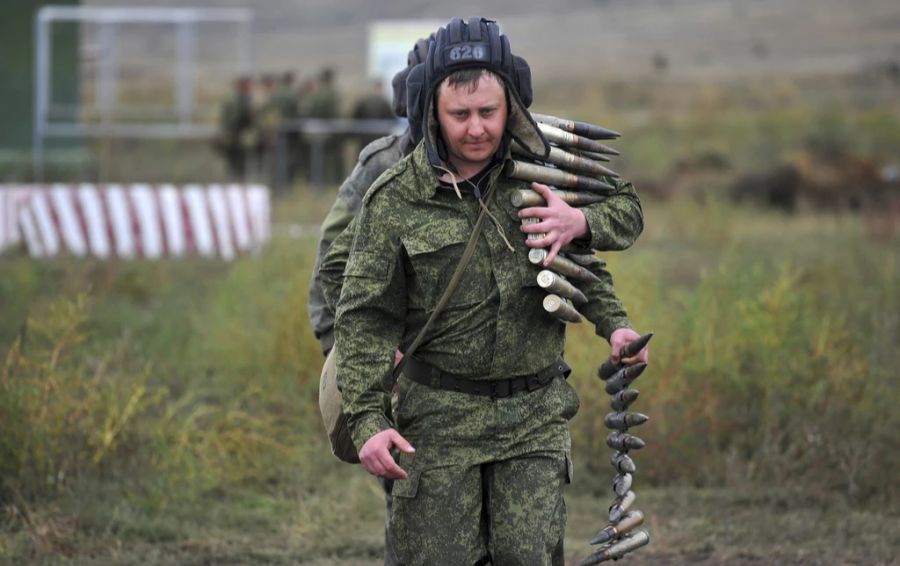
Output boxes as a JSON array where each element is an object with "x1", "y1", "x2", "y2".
[{"x1": 403, "y1": 356, "x2": 571, "y2": 399}]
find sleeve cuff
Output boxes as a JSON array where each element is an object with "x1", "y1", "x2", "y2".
[
  {"x1": 349, "y1": 413, "x2": 393, "y2": 451},
  {"x1": 599, "y1": 318, "x2": 632, "y2": 342},
  {"x1": 319, "y1": 331, "x2": 335, "y2": 357}
]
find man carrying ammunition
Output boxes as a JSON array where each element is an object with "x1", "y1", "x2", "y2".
[
  {"x1": 311, "y1": 33, "x2": 642, "y2": 564},
  {"x1": 325, "y1": 18, "x2": 648, "y2": 565}
]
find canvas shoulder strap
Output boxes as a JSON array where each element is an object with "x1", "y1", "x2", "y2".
[{"x1": 392, "y1": 202, "x2": 490, "y2": 380}]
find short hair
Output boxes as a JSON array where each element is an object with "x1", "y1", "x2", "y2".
[{"x1": 440, "y1": 68, "x2": 505, "y2": 96}]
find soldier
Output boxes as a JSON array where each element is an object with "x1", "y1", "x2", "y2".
[
  {"x1": 305, "y1": 67, "x2": 344, "y2": 184},
  {"x1": 311, "y1": 34, "x2": 641, "y2": 565},
  {"x1": 271, "y1": 71, "x2": 302, "y2": 184},
  {"x1": 351, "y1": 78, "x2": 397, "y2": 149},
  {"x1": 310, "y1": 37, "x2": 431, "y2": 359},
  {"x1": 324, "y1": 18, "x2": 648, "y2": 565},
  {"x1": 308, "y1": 37, "x2": 429, "y2": 566},
  {"x1": 295, "y1": 77, "x2": 317, "y2": 182},
  {"x1": 215, "y1": 76, "x2": 254, "y2": 180},
  {"x1": 254, "y1": 73, "x2": 282, "y2": 181}
]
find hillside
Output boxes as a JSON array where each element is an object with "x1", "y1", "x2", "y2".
[{"x1": 84, "y1": 0, "x2": 900, "y2": 89}]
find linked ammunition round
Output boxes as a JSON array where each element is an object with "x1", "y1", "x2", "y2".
[
  {"x1": 536, "y1": 122, "x2": 621, "y2": 156},
  {"x1": 513, "y1": 140, "x2": 620, "y2": 177},
  {"x1": 597, "y1": 334, "x2": 654, "y2": 381},
  {"x1": 537, "y1": 270, "x2": 589, "y2": 305},
  {"x1": 610, "y1": 388, "x2": 640, "y2": 412},
  {"x1": 606, "y1": 432, "x2": 646, "y2": 451},
  {"x1": 604, "y1": 411, "x2": 649, "y2": 431},
  {"x1": 528, "y1": 250, "x2": 603, "y2": 283},
  {"x1": 528, "y1": 248, "x2": 547, "y2": 265},
  {"x1": 571, "y1": 147, "x2": 611, "y2": 162},
  {"x1": 565, "y1": 252, "x2": 599, "y2": 267},
  {"x1": 612, "y1": 473, "x2": 633, "y2": 497},
  {"x1": 597, "y1": 358, "x2": 619, "y2": 380},
  {"x1": 519, "y1": 216, "x2": 546, "y2": 240},
  {"x1": 604, "y1": 363, "x2": 648, "y2": 395},
  {"x1": 608, "y1": 490, "x2": 636, "y2": 523},
  {"x1": 510, "y1": 188, "x2": 608, "y2": 208},
  {"x1": 505, "y1": 160, "x2": 616, "y2": 193},
  {"x1": 560, "y1": 254, "x2": 602, "y2": 282},
  {"x1": 589, "y1": 510, "x2": 645, "y2": 545},
  {"x1": 611, "y1": 452, "x2": 636, "y2": 474},
  {"x1": 542, "y1": 294, "x2": 583, "y2": 324},
  {"x1": 547, "y1": 146, "x2": 619, "y2": 177},
  {"x1": 580, "y1": 530, "x2": 651, "y2": 565},
  {"x1": 531, "y1": 112, "x2": 621, "y2": 140}
]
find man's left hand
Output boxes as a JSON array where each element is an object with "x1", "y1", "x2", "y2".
[
  {"x1": 610, "y1": 327, "x2": 650, "y2": 365},
  {"x1": 518, "y1": 182, "x2": 589, "y2": 266}
]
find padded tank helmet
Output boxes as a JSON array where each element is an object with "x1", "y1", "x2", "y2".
[
  {"x1": 405, "y1": 17, "x2": 550, "y2": 169},
  {"x1": 391, "y1": 36, "x2": 432, "y2": 119}
]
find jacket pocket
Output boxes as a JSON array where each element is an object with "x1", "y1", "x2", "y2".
[{"x1": 400, "y1": 218, "x2": 491, "y2": 309}]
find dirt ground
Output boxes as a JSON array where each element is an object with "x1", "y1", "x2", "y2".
[{"x1": 279, "y1": 484, "x2": 900, "y2": 566}]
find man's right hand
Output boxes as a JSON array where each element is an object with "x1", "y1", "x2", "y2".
[{"x1": 358, "y1": 428, "x2": 415, "y2": 479}]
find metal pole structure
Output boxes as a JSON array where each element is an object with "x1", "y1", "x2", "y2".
[
  {"x1": 98, "y1": 22, "x2": 118, "y2": 124},
  {"x1": 31, "y1": 6, "x2": 255, "y2": 181},
  {"x1": 33, "y1": 9, "x2": 51, "y2": 181},
  {"x1": 237, "y1": 16, "x2": 253, "y2": 78},
  {"x1": 176, "y1": 19, "x2": 196, "y2": 124},
  {"x1": 98, "y1": 21, "x2": 118, "y2": 181}
]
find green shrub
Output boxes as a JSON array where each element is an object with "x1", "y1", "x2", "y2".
[
  {"x1": 567, "y1": 200, "x2": 899, "y2": 506},
  {"x1": 0, "y1": 294, "x2": 166, "y2": 502}
]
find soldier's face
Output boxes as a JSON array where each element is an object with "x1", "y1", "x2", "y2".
[{"x1": 436, "y1": 73, "x2": 507, "y2": 175}]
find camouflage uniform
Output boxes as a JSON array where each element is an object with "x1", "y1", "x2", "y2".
[
  {"x1": 313, "y1": 163, "x2": 641, "y2": 354},
  {"x1": 271, "y1": 79, "x2": 302, "y2": 183},
  {"x1": 308, "y1": 132, "x2": 411, "y2": 566},
  {"x1": 311, "y1": 131, "x2": 639, "y2": 565},
  {"x1": 217, "y1": 84, "x2": 254, "y2": 180},
  {"x1": 330, "y1": 142, "x2": 631, "y2": 565},
  {"x1": 305, "y1": 72, "x2": 344, "y2": 184},
  {"x1": 308, "y1": 132, "x2": 411, "y2": 356}
]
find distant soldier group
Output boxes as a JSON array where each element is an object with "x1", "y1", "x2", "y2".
[{"x1": 214, "y1": 67, "x2": 396, "y2": 186}]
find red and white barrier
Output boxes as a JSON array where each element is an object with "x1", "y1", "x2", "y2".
[
  {"x1": 0, "y1": 184, "x2": 270, "y2": 260},
  {"x1": 0, "y1": 186, "x2": 33, "y2": 255}
]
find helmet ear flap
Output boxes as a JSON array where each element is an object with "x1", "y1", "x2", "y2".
[
  {"x1": 512, "y1": 55, "x2": 534, "y2": 108},
  {"x1": 390, "y1": 66, "x2": 410, "y2": 118},
  {"x1": 405, "y1": 63, "x2": 427, "y2": 143}
]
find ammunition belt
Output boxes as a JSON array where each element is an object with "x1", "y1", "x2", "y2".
[{"x1": 403, "y1": 356, "x2": 571, "y2": 399}]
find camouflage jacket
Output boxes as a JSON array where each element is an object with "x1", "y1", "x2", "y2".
[
  {"x1": 581, "y1": 176, "x2": 643, "y2": 251},
  {"x1": 307, "y1": 133, "x2": 409, "y2": 355},
  {"x1": 331, "y1": 143, "x2": 632, "y2": 450},
  {"x1": 312, "y1": 144, "x2": 643, "y2": 355}
]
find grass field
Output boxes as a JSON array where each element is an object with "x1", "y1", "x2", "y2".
[
  {"x1": 3, "y1": 51, "x2": 900, "y2": 563},
  {"x1": 1, "y1": 187, "x2": 898, "y2": 564}
]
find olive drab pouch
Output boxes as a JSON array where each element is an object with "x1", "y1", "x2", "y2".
[{"x1": 319, "y1": 346, "x2": 360, "y2": 463}]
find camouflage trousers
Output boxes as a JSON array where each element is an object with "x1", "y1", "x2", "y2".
[
  {"x1": 388, "y1": 375, "x2": 578, "y2": 565},
  {"x1": 379, "y1": 476, "x2": 400, "y2": 566},
  {"x1": 389, "y1": 452, "x2": 569, "y2": 565}
]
